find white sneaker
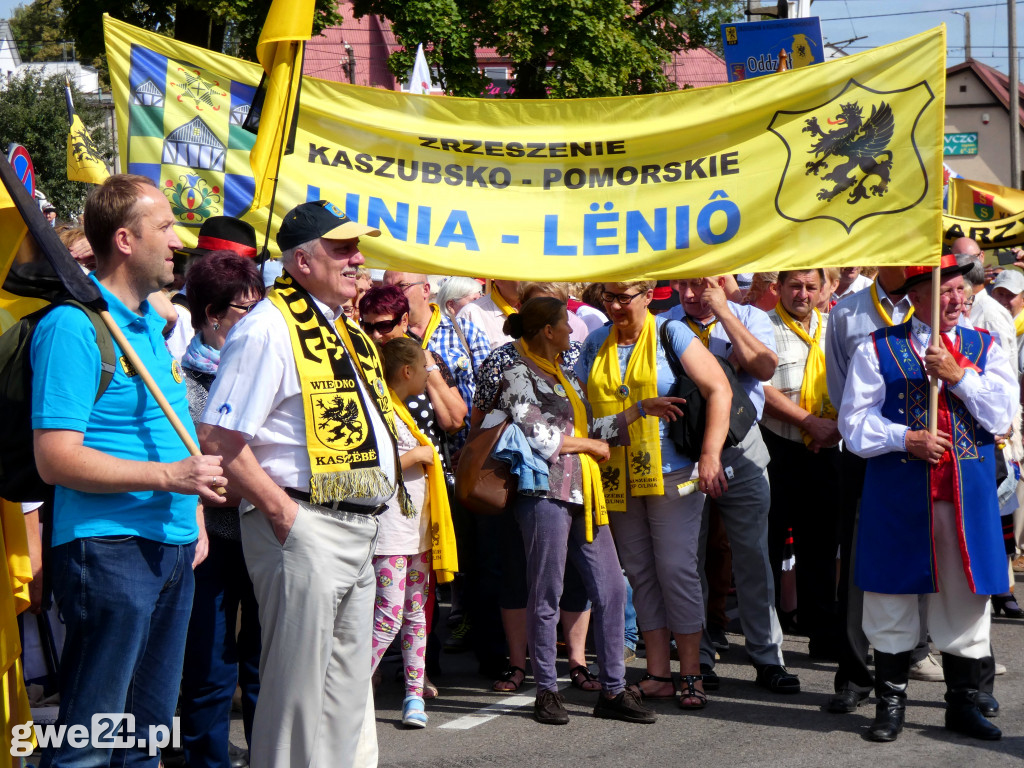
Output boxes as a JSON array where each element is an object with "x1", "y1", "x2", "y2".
[
  {"x1": 995, "y1": 662, "x2": 1007, "y2": 676},
  {"x1": 908, "y1": 653, "x2": 944, "y2": 682}
]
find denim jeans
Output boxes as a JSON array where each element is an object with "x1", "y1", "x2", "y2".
[
  {"x1": 41, "y1": 535, "x2": 196, "y2": 768},
  {"x1": 623, "y1": 574, "x2": 639, "y2": 652},
  {"x1": 180, "y1": 536, "x2": 261, "y2": 768}
]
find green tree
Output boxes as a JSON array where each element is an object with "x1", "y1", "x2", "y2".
[
  {"x1": 9, "y1": 0, "x2": 68, "y2": 62},
  {"x1": 0, "y1": 71, "x2": 114, "y2": 218},
  {"x1": 350, "y1": 0, "x2": 744, "y2": 98}
]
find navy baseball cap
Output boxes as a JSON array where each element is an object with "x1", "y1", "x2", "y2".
[{"x1": 276, "y1": 200, "x2": 380, "y2": 251}]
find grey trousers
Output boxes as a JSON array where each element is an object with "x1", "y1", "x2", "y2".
[
  {"x1": 697, "y1": 427, "x2": 785, "y2": 668},
  {"x1": 241, "y1": 502, "x2": 378, "y2": 768}
]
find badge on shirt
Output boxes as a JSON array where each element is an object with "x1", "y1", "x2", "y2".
[
  {"x1": 617, "y1": 384, "x2": 630, "y2": 399},
  {"x1": 171, "y1": 360, "x2": 184, "y2": 384},
  {"x1": 456, "y1": 355, "x2": 470, "y2": 371},
  {"x1": 554, "y1": 383, "x2": 567, "y2": 398},
  {"x1": 374, "y1": 379, "x2": 386, "y2": 397},
  {"x1": 119, "y1": 356, "x2": 138, "y2": 377}
]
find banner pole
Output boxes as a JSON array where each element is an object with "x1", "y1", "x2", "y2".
[{"x1": 928, "y1": 266, "x2": 940, "y2": 436}]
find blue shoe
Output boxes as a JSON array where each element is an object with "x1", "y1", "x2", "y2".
[{"x1": 402, "y1": 695, "x2": 428, "y2": 729}]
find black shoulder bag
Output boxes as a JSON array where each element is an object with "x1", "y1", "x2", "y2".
[{"x1": 658, "y1": 320, "x2": 757, "y2": 462}]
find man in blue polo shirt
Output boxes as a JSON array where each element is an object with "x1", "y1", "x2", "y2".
[{"x1": 31, "y1": 174, "x2": 227, "y2": 768}]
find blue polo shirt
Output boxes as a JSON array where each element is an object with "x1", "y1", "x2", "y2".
[{"x1": 31, "y1": 276, "x2": 199, "y2": 546}]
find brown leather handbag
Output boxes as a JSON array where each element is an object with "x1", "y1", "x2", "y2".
[{"x1": 454, "y1": 418, "x2": 517, "y2": 515}]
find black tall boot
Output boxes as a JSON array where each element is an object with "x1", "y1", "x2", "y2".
[
  {"x1": 974, "y1": 650, "x2": 999, "y2": 718},
  {"x1": 941, "y1": 653, "x2": 1002, "y2": 741},
  {"x1": 866, "y1": 650, "x2": 911, "y2": 742}
]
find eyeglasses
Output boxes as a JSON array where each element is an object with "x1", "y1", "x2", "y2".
[
  {"x1": 396, "y1": 281, "x2": 426, "y2": 292},
  {"x1": 228, "y1": 301, "x2": 260, "y2": 313},
  {"x1": 601, "y1": 291, "x2": 644, "y2": 306},
  {"x1": 360, "y1": 316, "x2": 404, "y2": 334}
]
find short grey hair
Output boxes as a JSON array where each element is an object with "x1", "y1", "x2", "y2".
[
  {"x1": 955, "y1": 253, "x2": 986, "y2": 287},
  {"x1": 437, "y1": 276, "x2": 482, "y2": 318},
  {"x1": 280, "y1": 237, "x2": 320, "y2": 268}
]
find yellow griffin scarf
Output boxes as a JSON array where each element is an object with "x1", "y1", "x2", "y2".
[
  {"x1": 870, "y1": 281, "x2": 914, "y2": 327},
  {"x1": 268, "y1": 272, "x2": 411, "y2": 510},
  {"x1": 586, "y1": 313, "x2": 663, "y2": 511},
  {"x1": 418, "y1": 303, "x2": 443, "y2": 348},
  {"x1": 518, "y1": 342, "x2": 608, "y2": 543},
  {"x1": 774, "y1": 304, "x2": 837, "y2": 447},
  {"x1": 1015, "y1": 309, "x2": 1024, "y2": 339},
  {"x1": 490, "y1": 283, "x2": 517, "y2": 317},
  {"x1": 389, "y1": 392, "x2": 459, "y2": 584},
  {"x1": 685, "y1": 317, "x2": 717, "y2": 348}
]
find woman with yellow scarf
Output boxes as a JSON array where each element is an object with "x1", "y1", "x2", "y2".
[
  {"x1": 488, "y1": 296, "x2": 684, "y2": 726},
  {"x1": 576, "y1": 280, "x2": 732, "y2": 711}
]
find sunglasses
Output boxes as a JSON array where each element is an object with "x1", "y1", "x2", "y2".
[
  {"x1": 228, "y1": 301, "x2": 260, "y2": 314},
  {"x1": 360, "y1": 316, "x2": 404, "y2": 334}
]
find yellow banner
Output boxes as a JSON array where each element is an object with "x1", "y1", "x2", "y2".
[
  {"x1": 0, "y1": 184, "x2": 47, "y2": 329},
  {"x1": 948, "y1": 176, "x2": 1024, "y2": 221},
  {"x1": 105, "y1": 17, "x2": 946, "y2": 279}
]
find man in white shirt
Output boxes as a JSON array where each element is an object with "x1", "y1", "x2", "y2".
[
  {"x1": 198, "y1": 200, "x2": 395, "y2": 767},
  {"x1": 832, "y1": 267, "x2": 872, "y2": 302},
  {"x1": 840, "y1": 255, "x2": 1015, "y2": 743},
  {"x1": 456, "y1": 279, "x2": 519, "y2": 350}
]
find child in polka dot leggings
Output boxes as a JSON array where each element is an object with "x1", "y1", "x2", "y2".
[{"x1": 371, "y1": 337, "x2": 438, "y2": 728}]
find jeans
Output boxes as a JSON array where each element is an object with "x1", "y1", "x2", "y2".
[
  {"x1": 180, "y1": 536, "x2": 261, "y2": 768},
  {"x1": 42, "y1": 535, "x2": 196, "y2": 768},
  {"x1": 624, "y1": 574, "x2": 639, "y2": 652}
]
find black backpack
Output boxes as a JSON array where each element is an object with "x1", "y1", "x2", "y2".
[{"x1": 0, "y1": 300, "x2": 116, "y2": 502}]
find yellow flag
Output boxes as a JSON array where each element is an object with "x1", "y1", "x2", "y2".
[
  {"x1": 0, "y1": 499, "x2": 36, "y2": 759},
  {"x1": 948, "y1": 177, "x2": 1024, "y2": 221},
  {"x1": 248, "y1": 0, "x2": 313, "y2": 209},
  {"x1": 0, "y1": 184, "x2": 47, "y2": 326},
  {"x1": 66, "y1": 83, "x2": 110, "y2": 185},
  {"x1": 105, "y1": 17, "x2": 947, "y2": 276}
]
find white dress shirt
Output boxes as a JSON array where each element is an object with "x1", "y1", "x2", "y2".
[
  {"x1": 457, "y1": 294, "x2": 513, "y2": 350},
  {"x1": 200, "y1": 294, "x2": 397, "y2": 502},
  {"x1": 839, "y1": 317, "x2": 1017, "y2": 458}
]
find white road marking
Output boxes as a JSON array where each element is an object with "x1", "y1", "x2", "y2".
[{"x1": 438, "y1": 680, "x2": 571, "y2": 730}]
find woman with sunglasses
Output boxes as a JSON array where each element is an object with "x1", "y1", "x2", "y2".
[
  {"x1": 576, "y1": 280, "x2": 731, "y2": 711},
  {"x1": 179, "y1": 250, "x2": 266, "y2": 768}
]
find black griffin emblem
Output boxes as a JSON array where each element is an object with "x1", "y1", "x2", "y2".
[
  {"x1": 802, "y1": 100, "x2": 895, "y2": 204},
  {"x1": 630, "y1": 451, "x2": 652, "y2": 476},
  {"x1": 601, "y1": 466, "x2": 620, "y2": 493},
  {"x1": 316, "y1": 395, "x2": 365, "y2": 447},
  {"x1": 71, "y1": 126, "x2": 104, "y2": 166}
]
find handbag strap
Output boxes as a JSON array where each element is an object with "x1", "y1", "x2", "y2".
[{"x1": 659, "y1": 319, "x2": 687, "y2": 379}]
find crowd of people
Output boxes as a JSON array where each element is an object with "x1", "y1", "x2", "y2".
[{"x1": 16, "y1": 174, "x2": 1024, "y2": 768}]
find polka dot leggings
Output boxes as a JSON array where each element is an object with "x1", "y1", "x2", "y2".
[{"x1": 369, "y1": 551, "x2": 430, "y2": 697}]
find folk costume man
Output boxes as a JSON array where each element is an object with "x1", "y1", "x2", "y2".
[
  {"x1": 825, "y1": 266, "x2": 942, "y2": 712},
  {"x1": 198, "y1": 201, "x2": 405, "y2": 767},
  {"x1": 665, "y1": 278, "x2": 800, "y2": 694},
  {"x1": 839, "y1": 255, "x2": 1016, "y2": 742},
  {"x1": 762, "y1": 269, "x2": 841, "y2": 661}
]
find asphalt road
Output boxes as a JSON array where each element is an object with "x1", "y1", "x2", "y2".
[{"x1": 227, "y1": 573, "x2": 1024, "y2": 768}]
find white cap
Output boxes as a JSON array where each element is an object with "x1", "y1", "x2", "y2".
[{"x1": 992, "y1": 269, "x2": 1024, "y2": 296}]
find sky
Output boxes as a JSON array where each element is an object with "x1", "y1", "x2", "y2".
[{"x1": 0, "y1": 0, "x2": 1022, "y2": 75}]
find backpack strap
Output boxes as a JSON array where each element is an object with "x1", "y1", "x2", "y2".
[
  {"x1": 66, "y1": 301, "x2": 116, "y2": 402},
  {"x1": 659, "y1": 319, "x2": 686, "y2": 379}
]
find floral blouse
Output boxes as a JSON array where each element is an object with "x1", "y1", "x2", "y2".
[
  {"x1": 473, "y1": 340, "x2": 582, "y2": 412},
  {"x1": 486, "y1": 355, "x2": 628, "y2": 506}
]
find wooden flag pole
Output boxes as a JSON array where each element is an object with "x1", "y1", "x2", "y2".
[{"x1": 928, "y1": 266, "x2": 940, "y2": 436}]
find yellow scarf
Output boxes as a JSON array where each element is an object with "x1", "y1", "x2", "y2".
[
  {"x1": 268, "y1": 272, "x2": 410, "y2": 509},
  {"x1": 518, "y1": 342, "x2": 608, "y2": 542},
  {"x1": 685, "y1": 317, "x2": 716, "y2": 349},
  {"x1": 1015, "y1": 309, "x2": 1024, "y2": 339},
  {"x1": 490, "y1": 283, "x2": 517, "y2": 317},
  {"x1": 388, "y1": 392, "x2": 459, "y2": 583},
  {"x1": 586, "y1": 313, "x2": 663, "y2": 511},
  {"x1": 870, "y1": 281, "x2": 914, "y2": 327},
  {"x1": 418, "y1": 303, "x2": 442, "y2": 348},
  {"x1": 774, "y1": 304, "x2": 837, "y2": 447}
]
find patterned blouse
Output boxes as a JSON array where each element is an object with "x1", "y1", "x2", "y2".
[
  {"x1": 488, "y1": 355, "x2": 627, "y2": 505},
  {"x1": 474, "y1": 340, "x2": 582, "y2": 412}
]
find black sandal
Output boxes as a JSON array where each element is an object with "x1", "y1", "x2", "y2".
[
  {"x1": 569, "y1": 665, "x2": 601, "y2": 691},
  {"x1": 492, "y1": 665, "x2": 526, "y2": 693},
  {"x1": 629, "y1": 673, "x2": 675, "y2": 700},
  {"x1": 679, "y1": 674, "x2": 707, "y2": 710}
]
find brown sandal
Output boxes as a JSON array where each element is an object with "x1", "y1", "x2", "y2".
[
  {"x1": 628, "y1": 673, "x2": 675, "y2": 700},
  {"x1": 569, "y1": 665, "x2": 602, "y2": 691},
  {"x1": 492, "y1": 665, "x2": 526, "y2": 693}
]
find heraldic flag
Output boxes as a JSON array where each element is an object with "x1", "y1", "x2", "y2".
[
  {"x1": 65, "y1": 82, "x2": 110, "y2": 184},
  {"x1": 106, "y1": 16, "x2": 950, "y2": 277}
]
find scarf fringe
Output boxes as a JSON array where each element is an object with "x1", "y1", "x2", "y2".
[{"x1": 310, "y1": 468, "x2": 394, "y2": 507}]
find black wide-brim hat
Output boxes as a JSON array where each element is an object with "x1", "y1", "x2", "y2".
[
  {"x1": 174, "y1": 216, "x2": 267, "y2": 262},
  {"x1": 892, "y1": 253, "x2": 974, "y2": 295},
  {"x1": 648, "y1": 280, "x2": 678, "y2": 313}
]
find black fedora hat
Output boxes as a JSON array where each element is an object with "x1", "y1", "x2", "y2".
[{"x1": 175, "y1": 216, "x2": 266, "y2": 261}]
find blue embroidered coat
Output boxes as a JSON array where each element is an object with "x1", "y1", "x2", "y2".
[{"x1": 855, "y1": 324, "x2": 1009, "y2": 596}]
